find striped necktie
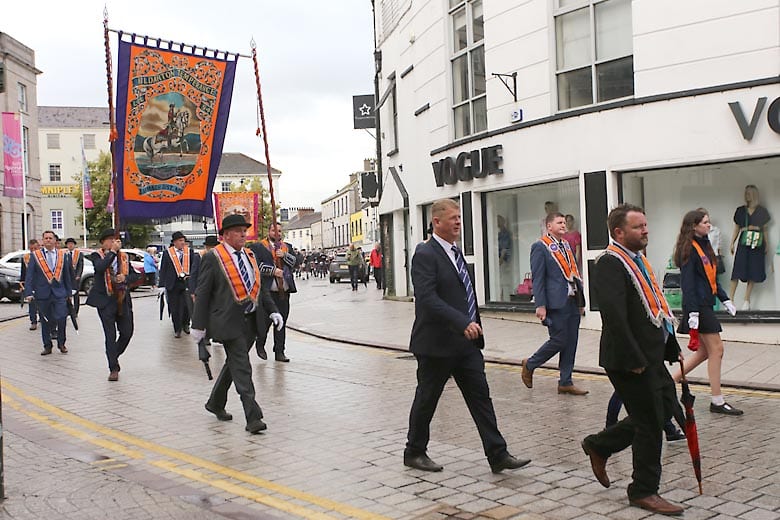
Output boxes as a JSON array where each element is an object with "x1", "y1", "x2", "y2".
[
  {"x1": 234, "y1": 250, "x2": 254, "y2": 313},
  {"x1": 452, "y1": 246, "x2": 477, "y2": 323}
]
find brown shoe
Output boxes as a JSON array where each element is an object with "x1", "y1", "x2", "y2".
[
  {"x1": 58, "y1": 345, "x2": 68, "y2": 354},
  {"x1": 629, "y1": 494, "x2": 684, "y2": 516},
  {"x1": 581, "y1": 439, "x2": 610, "y2": 488},
  {"x1": 108, "y1": 371, "x2": 119, "y2": 382},
  {"x1": 558, "y1": 385, "x2": 589, "y2": 395},
  {"x1": 520, "y1": 358, "x2": 533, "y2": 388}
]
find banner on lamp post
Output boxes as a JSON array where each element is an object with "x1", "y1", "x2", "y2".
[{"x1": 2, "y1": 112, "x2": 24, "y2": 198}]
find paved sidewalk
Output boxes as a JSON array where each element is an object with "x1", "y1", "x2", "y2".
[{"x1": 288, "y1": 277, "x2": 780, "y2": 391}]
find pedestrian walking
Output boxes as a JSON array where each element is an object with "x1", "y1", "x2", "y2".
[
  {"x1": 159, "y1": 231, "x2": 200, "y2": 338},
  {"x1": 64, "y1": 238, "x2": 84, "y2": 316},
  {"x1": 191, "y1": 215, "x2": 283, "y2": 434},
  {"x1": 369, "y1": 242, "x2": 383, "y2": 289},
  {"x1": 86, "y1": 229, "x2": 140, "y2": 381},
  {"x1": 581, "y1": 204, "x2": 684, "y2": 516},
  {"x1": 670, "y1": 209, "x2": 743, "y2": 415},
  {"x1": 404, "y1": 198, "x2": 530, "y2": 474},
  {"x1": 346, "y1": 243, "x2": 363, "y2": 291},
  {"x1": 143, "y1": 246, "x2": 158, "y2": 287},
  {"x1": 24, "y1": 231, "x2": 74, "y2": 355},
  {"x1": 521, "y1": 212, "x2": 587, "y2": 395},
  {"x1": 21, "y1": 239, "x2": 40, "y2": 330},
  {"x1": 250, "y1": 223, "x2": 299, "y2": 362}
]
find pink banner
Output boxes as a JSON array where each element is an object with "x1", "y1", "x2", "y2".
[
  {"x1": 2, "y1": 112, "x2": 24, "y2": 198},
  {"x1": 106, "y1": 177, "x2": 115, "y2": 214},
  {"x1": 81, "y1": 141, "x2": 94, "y2": 208}
]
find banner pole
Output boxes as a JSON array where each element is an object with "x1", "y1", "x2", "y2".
[
  {"x1": 250, "y1": 40, "x2": 277, "y2": 227},
  {"x1": 103, "y1": 7, "x2": 120, "y2": 232},
  {"x1": 81, "y1": 137, "x2": 88, "y2": 247},
  {"x1": 20, "y1": 112, "x2": 28, "y2": 250}
]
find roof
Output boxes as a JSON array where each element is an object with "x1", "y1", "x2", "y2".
[
  {"x1": 38, "y1": 107, "x2": 110, "y2": 129},
  {"x1": 285, "y1": 212, "x2": 322, "y2": 230},
  {"x1": 217, "y1": 153, "x2": 282, "y2": 176}
]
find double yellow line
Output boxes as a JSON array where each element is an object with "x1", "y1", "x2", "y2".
[{"x1": 2, "y1": 380, "x2": 389, "y2": 520}]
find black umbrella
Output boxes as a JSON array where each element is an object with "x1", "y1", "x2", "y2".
[
  {"x1": 66, "y1": 297, "x2": 79, "y2": 334},
  {"x1": 197, "y1": 337, "x2": 213, "y2": 380},
  {"x1": 158, "y1": 290, "x2": 166, "y2": 320}
]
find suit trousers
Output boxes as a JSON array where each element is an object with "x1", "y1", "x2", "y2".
[
  {"x1": 168, "y1": 288, "x2": 190, "y2": 332},
  {"x1": 257, "y1": 292, "x2": 290, "y2": 354},
  {"x1": 97, "y1": 302, "x2": 134, "y2": 372},
  {"x1": 207, "y1": 312, "x2": 263, "y2": 425},
  {"x1": 36, "y1": 297, "x2": 67, "y2": 348},
  {"x1": 28, "y1": 299, "x2": 38, "y2": 324},
  {"x1": 406, "y1": 349, "x2": 508, "y2": 465},
  {"x1": 527, "y1": 298, "x2": 580, "y2": 386},
  {"x1": 584, "y1": 364, "x2": 677, "y2": 500}
]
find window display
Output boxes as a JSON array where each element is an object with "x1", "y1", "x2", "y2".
[{"x1": 485, "y1": 179, "x2": 580, "y2": 303}]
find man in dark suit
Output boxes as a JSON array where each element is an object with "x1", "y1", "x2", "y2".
[
  {"x1": 159, "y1": 231, "x2": 200, "y2": 338},
  {"x1": 249, "y1": 222, "x2": 299, "y2": 362},
  {"x1": 404, "y1": 198, "x2": 530, "y2": 474},
  {"x1": 582, "y1": 204, "x2": 684, "y2": 516},
  {"x1": 191, "y1": 215, "x2": 283, "y2": 434},
  {"x1": 64, "y1": 237, "x2": 84, "y2": 316},
  {"x1": 521, "y1": 212, "x2": 587, "y2": 395},
  {"x1": 21, "y1": 239, "x2": 40, "y2": 330},
  {"x1": 24, "y1": 230, "x2": 74, "y2": 355},
  {"x1": 86, "y1": 229, "x2": 140, "y2": 381}
]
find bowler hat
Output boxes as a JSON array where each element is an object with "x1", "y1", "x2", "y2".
[
  {"x1": 220, "y1": 214, "x2": 251, "y2": 233},
  {"x1": 204, "y1": 235, "x2": 219, "y2": 247},
  {"x1": 99, "y1": 229, "x2": 116, "y2": 242},
  {"x1": 171, "y1": 231, "x2": 186, "y2": 241},
  {"x1": 65, "y1": 237, "x2": 77, "y2": 245}
]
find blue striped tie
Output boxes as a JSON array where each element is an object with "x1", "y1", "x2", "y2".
[
  {"x1": 234, "y1": 250, "x2": 253, "y2": 313},
  {"x1": 452, "y1": 246, "x2": 477, "y2": 323}
]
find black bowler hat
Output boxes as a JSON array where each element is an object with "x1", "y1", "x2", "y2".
[
  {"x1": 99, "y1": 228, "x2": 116, "y2": 242},
  {"x1": 65, "y1": 237, "x2": 77, "y2": 245},
  {"x1": 171, "y1": 231, "x2": 186, "y2": 241},
  {"x1": 220, "y1": 214, "x2": 251, "y2": 234},
  {"x1": 204, "y1": 235, "x2": 219, "y2": 247}
]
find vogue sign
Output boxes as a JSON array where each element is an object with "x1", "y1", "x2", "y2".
[
  {"x1": 729, "y1": 97, "x2": 780, "y2": 141},
  {"x1": 432, "y1": 144, "x2": 503, "y2": 187}
]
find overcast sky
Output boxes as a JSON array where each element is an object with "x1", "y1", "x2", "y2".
[{"x1": 4, "y1": 0, "x2": 377, "y2": 208}]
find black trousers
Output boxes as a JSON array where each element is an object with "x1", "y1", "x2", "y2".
[
  {"x1": 584, "y1": 363, "x2": 677, "y2": 500},
  {"x1": 406, "y1": 349, "x2": 508, "y2": 464},
  {"x1": 207, "y1": 312, "x2": 263, "y2": 425},
  {"x1": 97, "y1": 301, "x2": 134, "y2": 372},
  {"x1": 257, "y1": 292, "x2": 290, "y2": 354},
  {"x1": 373, "y1": 267, "x2": 383, "y2": 289},
  {"x1": 168, "y1": 288, "x2": 190, "y2": 333}
]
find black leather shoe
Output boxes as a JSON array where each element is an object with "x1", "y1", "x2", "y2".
[
  {"x1": 174, "y1": 331, "x2": 182, "y2": 339},
  {"x1": 403, "y1": 453, "x2": 443, "y2": 472},
  {"x1": 256, "y1": 347, "x2": 267, "y2": 360},
  {"x1": 205, "y1": 403, "x2": 233, "y2": 421},
  {"x1": 41, "y1": 347, "x2": 53, "y2": 356},
  {"x1": 275, "y1": 353, "x2": 290, "y2": 362},
  {"x1": 490, "y1": 454, "x2": 531, "y2": 474},
  {"x1": 710, "y1": 402, "x2": 743, "y2": 416},
  {"x1": 245, "y1": 419, "x2": 267, "y2": 434}
]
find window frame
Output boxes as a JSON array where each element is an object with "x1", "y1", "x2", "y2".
[
  {"x1": 449, "y1": 0, "x2": 486, "y2": 139},
  {"x1": 17, "y1": 82, "x2": 28, "y2": 113},
  {"x1": 48, "y1": 164, "x2": 62, "y2": 182},
  {"x1": 83, "y1": 134, "x2": 96, "y2": 149},
  {"x1": 50, "y1": 210, "x2": 64, "y2": 234},
  {"x1": 47, "y1": 133, "x2": 60, "y2": 150}
]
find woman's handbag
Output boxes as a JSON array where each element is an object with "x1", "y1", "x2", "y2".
[
  {"x1": 715, "y1": 254, "x2": 726, "y2": 275},
  {"x1": 515, "y1": 273, "x2": 533, "y2": 299}
]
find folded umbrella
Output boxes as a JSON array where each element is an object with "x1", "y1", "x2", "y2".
[
  {"x1": 679, "y1": 357, "x2": 703, "y2": 495},
  {"x1": 197, "y1": 337, "x2": 213, "y2": 380},
  {"x1": 66, "y1": 297, "x2": 79, "y2": 335},
  {"x1": 158, "y1": 290, "x2": 166, "y2": 320}
]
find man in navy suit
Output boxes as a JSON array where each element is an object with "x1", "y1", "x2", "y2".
[
  {"x1": 159, "y1": 231, "x2": 200, "y2": 338},
  {"x1": 404, "y1": 198, "x2": 530, "y2": 474},
  {"x1": 24, "y1": 230, "x2": 73, "y2": 355},
  {"x1": 521, "y1": 212, "x2": 588, "y2": 395}
]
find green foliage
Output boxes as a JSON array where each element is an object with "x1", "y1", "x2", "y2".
[{"x1": 72, "y1": 151, "x2": 156, "y2": 247}]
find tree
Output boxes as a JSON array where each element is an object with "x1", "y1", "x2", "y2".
[
  {"x1": 72, "y1": 151, "x2": 156, "y2": 247},
  {"x1": 230, "y1": 177, "x2": 275, "y2": 232}
]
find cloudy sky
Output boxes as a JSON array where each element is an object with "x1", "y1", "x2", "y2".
[{"x1": 4, "y1": 0, "x2": 377, "y2": 207}]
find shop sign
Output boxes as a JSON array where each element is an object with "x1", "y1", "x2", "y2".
[
  {"x1": 729, "y1": 96, "x2": 780, "y2": 141},
  {"x1": 431, "y1": 144, "x2": 503, "y2": 187},
  {"x1": 41, "y1": 184, "x2": 78, "y2": 197}
]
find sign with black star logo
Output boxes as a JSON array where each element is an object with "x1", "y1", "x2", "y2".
[{"x1": 352, "y1": 94, "x2": 376, "y2": 129}]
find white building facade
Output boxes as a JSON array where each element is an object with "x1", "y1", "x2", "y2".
[
  {"x1": 375, "y1": 0, "x2": 780, "y2": 342},
  {"x1": 321, "y1": 174, "x2": 360, "y2": 252}
]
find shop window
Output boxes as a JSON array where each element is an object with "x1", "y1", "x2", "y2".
[
  {"x1": 621, "y1": 156, "x2": 780, "y2": 313},
  {"x1": 555, "y1": 0, "x2": 633, "y2": 110},
  {"x1": 485, "y1": 179, "x2": 581, "y2": 303},
  {"x1": 49, "y1": 164, "x2": 62, "y2": 182},
  {"x1": 450, "y1": 0, "x2": 486, "y2": 138}
]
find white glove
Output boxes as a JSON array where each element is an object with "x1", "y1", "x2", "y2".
[
  {"x1": 270, "y1": 312, "x2": 284, "y2": 331},
  {"x1": 190, "y1": 328, "x2": 206, "y2": 343},
  {"x1": 687, "y1": 312, "x2": 699, "y2": 330},
  {"x1": 71, "y1": 290, "x2": 77, "y2": 295},
  {"x1": 158, "y1": 287, "x2": 166, "y2": 296},
  {"x1": 723, "y1": 300, "x2": 737, "y2": 316}
]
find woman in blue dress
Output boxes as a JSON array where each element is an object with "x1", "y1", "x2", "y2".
[{"x1": 728, "y1": 185, "x2": 771, "y2": 311}]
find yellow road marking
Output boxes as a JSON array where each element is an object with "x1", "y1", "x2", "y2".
[{"x1": 2, "y1": 380, "x2": 390, "y2": 520}]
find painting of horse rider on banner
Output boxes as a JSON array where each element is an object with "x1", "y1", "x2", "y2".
[{"x1": 136, "y1": 93, "x2": 200, "y2": 179}]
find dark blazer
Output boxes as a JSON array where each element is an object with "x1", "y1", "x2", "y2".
[
  {"x1": 530, "y1": 239, "x2": 579, "y2": 310},
  {"x1": 409, "y1": 238, "x2": 483, "y2": 357},
  {"x1": 250, "y1": 240, "x2": 299, "y2": 293},
  {"x1": 24, "y1": 249, "x2": 73, "y2": 300},
  {"x1": 67, "y1": 250, "x2": 85, "y2": 288},
  {"x1": 680, "y1": 236, "x2": 729, "y2": 313},
  {"x1": 86, "y1": 251, "x2": 140, "y2": 310},
  {"x1": 594, "y1": 253, "x2": 680, "y2": 372},
  {"x1": 159, "y1": 247, "x2": 201, "y2": 293},
  {"x1": 191, "y1": 248, "x2": 278, "y2": 343}
]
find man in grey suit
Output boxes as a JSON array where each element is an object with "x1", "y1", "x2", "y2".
[
  {"x1": 521, "y1": 212, "x2": 588, "y2": 395},
  {"x1": 191, "y1": 215, "x2": 283, "y2": 434}
]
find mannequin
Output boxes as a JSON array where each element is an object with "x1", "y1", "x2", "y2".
[{"x1": 729, "y1": 185, "x2": 772, "y2": 310}]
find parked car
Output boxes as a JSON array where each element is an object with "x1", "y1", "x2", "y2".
[
  {"x1": 328, "y1": 253, "x2": 368, "y2": 284},
  {"x1": 81, "y1": 248, "x2": 148, "y2": 290},
  {"x1": 1, "y1": 249, "x2": 96, "y2": 295},
  {"x1": 0, "y1": 263, "x2": 23, "y2": 302}
]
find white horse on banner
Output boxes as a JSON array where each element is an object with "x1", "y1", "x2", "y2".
[{"x1": 143, "y1": 110, "x2": 190, "y2": 163}]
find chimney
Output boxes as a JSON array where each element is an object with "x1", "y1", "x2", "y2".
[{"x1": 363, "y1": 158, "x2": 375, "y2": 171}]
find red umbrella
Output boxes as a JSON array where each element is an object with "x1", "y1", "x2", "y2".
[{"x1": 679, "y1": 357, "x2": 703, "y2": 494}]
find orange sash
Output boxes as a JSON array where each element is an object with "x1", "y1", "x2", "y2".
[
  {"x1": 70, "y1": 249, "x2": 81, "y2": 268},
  {"x1": 213, "y1": 244, "x2": 260, "y2": 304},
  {"x1": 96, "y1": 249, "x2": 129, "y2": 295},
  {"x1": 32, "y1": 249, "x2": 66, "y2": 284},
  {"x1": 167, "y1": 246, "x2": 191, "y2": 276},
  {"x1": 260, "y1": 238, "x2": 288, "y2": 256},
  {"x1": 540, "y1": 235, "x2": 581, "y2": 282},
  {"x1": 691, "y1": 240, "x2": 717, "y2": 295},
  {"x1": 23, "y1": 252, "x2": 31, "y2": 266},
  {"x1": 602, "y1": 244, "x2": 674, "y2": 328}
]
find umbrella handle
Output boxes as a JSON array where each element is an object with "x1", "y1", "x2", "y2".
[{"x1": 678, "y1": 354, "x2": 687, "y2": 384}]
